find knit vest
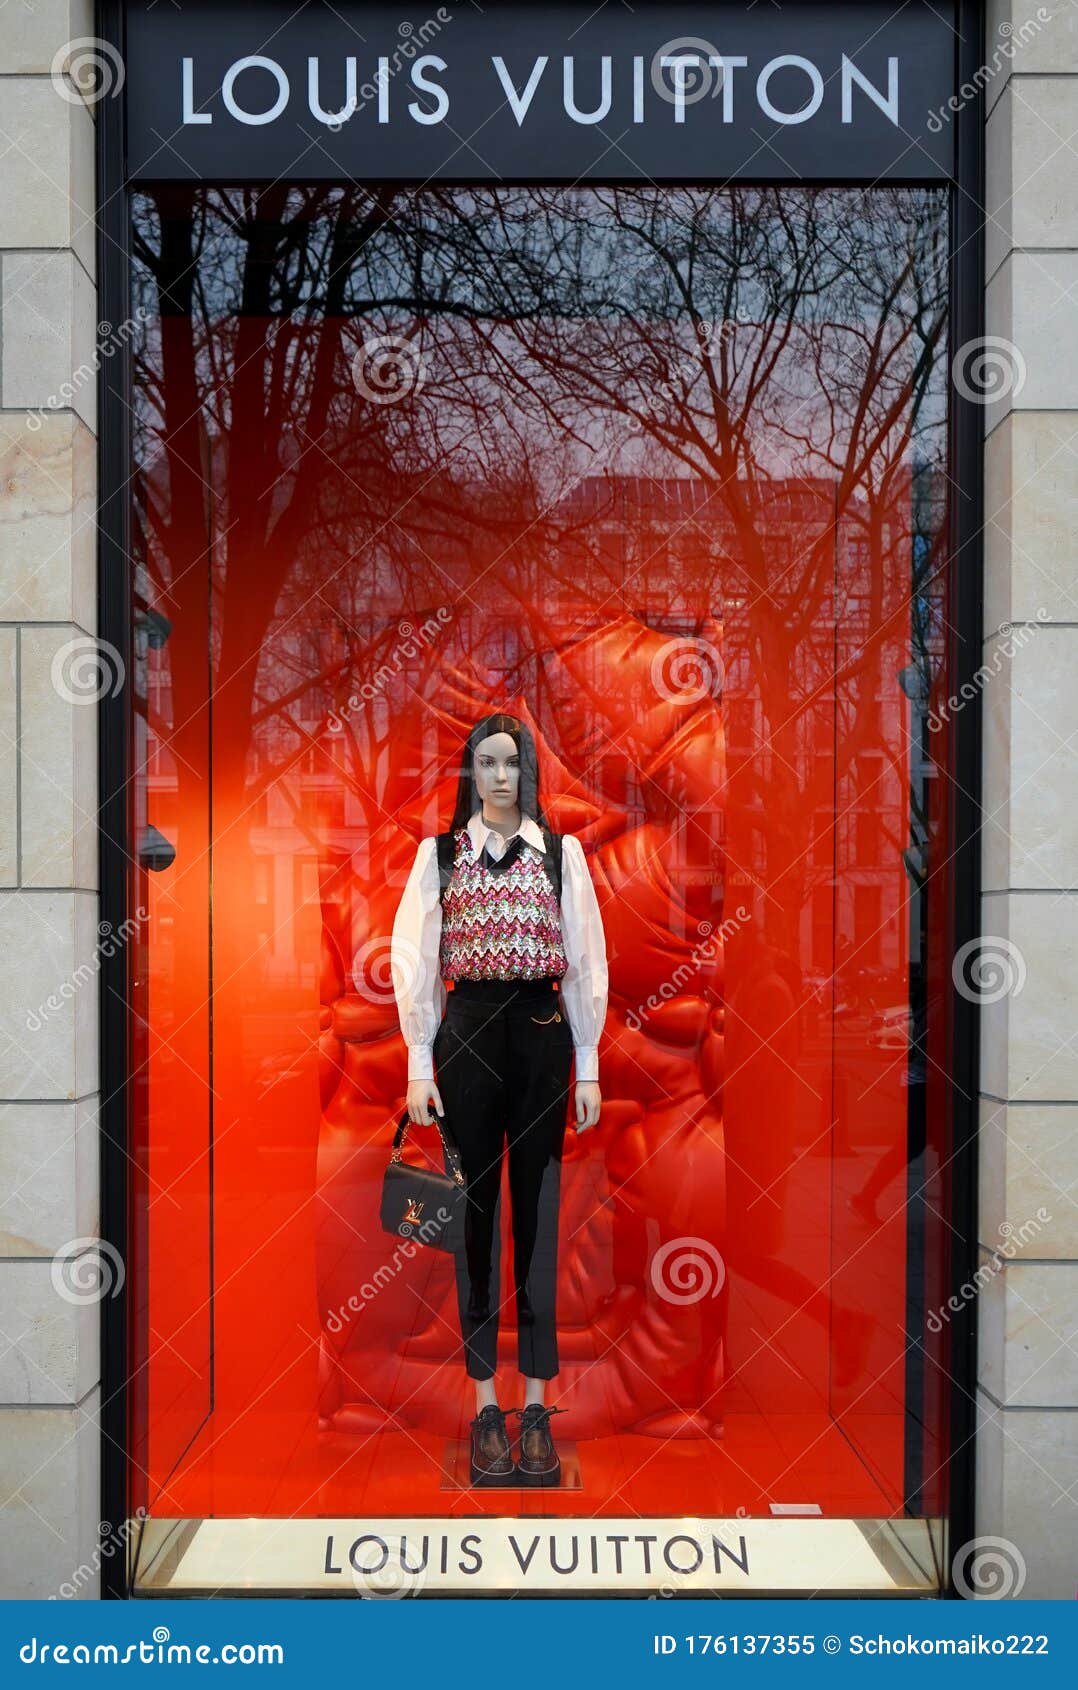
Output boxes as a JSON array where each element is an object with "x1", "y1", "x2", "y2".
[{"x1": 439, "y1": 827, "x2": 568, "y2": 981}]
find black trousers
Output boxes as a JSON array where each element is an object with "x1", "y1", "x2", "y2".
[{"x1": 432, "y1": 976, "x2": 573, "y2": 1381}]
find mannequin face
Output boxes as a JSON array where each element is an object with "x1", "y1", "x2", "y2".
[{"x1": 472, "y1": 731, "x2": 521, "y2": 824}]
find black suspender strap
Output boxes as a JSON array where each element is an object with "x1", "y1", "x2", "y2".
[
  {"x1": 435, "y1": 830, "x2": 457, "y2": 901},
  {"x1": 540, "y1": 825, "x2": 564, "y2": 905}
]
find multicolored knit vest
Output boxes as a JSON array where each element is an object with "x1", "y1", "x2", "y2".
[{"x1": 440, "y1": 828, "x2": 568, "y2": 981}]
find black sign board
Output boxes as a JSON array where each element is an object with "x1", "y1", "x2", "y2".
[{"x1": 124, "y1": 0, "x2": 957, "y2": 182}]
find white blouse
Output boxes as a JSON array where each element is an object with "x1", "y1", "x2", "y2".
[{"x1": 391, "y1": 810, "x2": 608, "y2": 1085}]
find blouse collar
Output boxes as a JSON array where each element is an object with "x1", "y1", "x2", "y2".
[{"x1": 467, "y1": 809, "x2": 546, "y2": 857}]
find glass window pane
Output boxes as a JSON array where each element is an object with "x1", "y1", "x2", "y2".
[{"x1": 129, "y1": 182, "x2": 953, "y2": 1574}]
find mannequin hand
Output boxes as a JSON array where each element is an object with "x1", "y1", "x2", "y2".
[
  {"x1": 406, "y1": 1078, "x2": 444, "y2": 1126},
  {"x1": 574, "y1": 1082, "x2": 601, "y2": 1132}
]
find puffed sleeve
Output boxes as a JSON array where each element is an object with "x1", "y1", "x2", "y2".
[
  {"x1": 558, "y1": 833, "x2": 608, "y2": 1085},
  {"x1": 390, "y1": 836, "x2": 446, "y2": 1082}
]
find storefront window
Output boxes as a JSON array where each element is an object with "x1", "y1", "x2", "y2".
[{"x1": 128, "y1": 182, "x2": 953, "y2": 1593}]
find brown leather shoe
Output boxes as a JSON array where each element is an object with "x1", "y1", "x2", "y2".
[
  {"x1": 469, "y1": 1404, "x2": 514, "y2": 1486},
  {"x1": 512, "y1": 1404, "x2": 566, "y2": 1487}
]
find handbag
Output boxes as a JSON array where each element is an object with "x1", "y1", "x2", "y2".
[{"x1": 379, "y1": 1109, "x2": 468, "y2": 1254}]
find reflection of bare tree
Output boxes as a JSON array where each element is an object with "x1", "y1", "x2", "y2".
[
  {"x1": 397, "y1": 187, "x2": 949, "y2": 938},
  {"x1": 133, "y1": 185, "x2": 945, "y2": 876},
  {"x1": 130, "y1": 181, "x2": 949, "y2": 1451}
]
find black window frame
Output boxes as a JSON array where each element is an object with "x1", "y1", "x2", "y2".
[{"x1": 95, "y1": 0, "x2": 986, "y2": 1600}]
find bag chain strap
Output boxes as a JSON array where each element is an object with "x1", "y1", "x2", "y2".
[{"x1": 391, "y1": 1114, "x2": 466, "y2": 1188}]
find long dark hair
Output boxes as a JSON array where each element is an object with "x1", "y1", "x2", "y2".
[{"x1": 447, "y1": 714, "x2": 552, "y2": 834}]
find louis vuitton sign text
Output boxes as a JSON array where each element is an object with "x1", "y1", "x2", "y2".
[{"x1": 124, "y1": 0, "x2": 957, "y2": 183}]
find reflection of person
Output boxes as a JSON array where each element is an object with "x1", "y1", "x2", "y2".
[{"x1": 391, "y1": 713, "x2": 608, "y2": 1487}]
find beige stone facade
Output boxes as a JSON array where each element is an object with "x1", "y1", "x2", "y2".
[
  {"x1": 975, "y1": 0, "x2": 1078, "y2": 1601},
  {"x1": 0, "y1": 0, "x2": 101, "y2": 1602}
]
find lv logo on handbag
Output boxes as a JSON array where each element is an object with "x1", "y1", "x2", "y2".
[{"x1": 381, "y1": 1110, "x2": 468, "y2": 1255}]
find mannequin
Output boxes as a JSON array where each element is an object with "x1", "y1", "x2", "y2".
[{"x1": 391, "y1": 714, "x2": 608, "y2": 1486}]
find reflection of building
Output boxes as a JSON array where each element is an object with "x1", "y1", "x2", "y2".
[
  {"x1": 133, "y1": 460, "x2": 944, "y2": 990},
  {"x1": 552, "y1": 467, "x2": 948, "y2": 982}
]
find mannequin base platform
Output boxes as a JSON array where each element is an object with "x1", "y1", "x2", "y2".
[{"x1": 440, "y1": 1438, "x2": 583, "y2": 1490}]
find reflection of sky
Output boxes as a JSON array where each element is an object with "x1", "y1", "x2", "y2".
[
  {"x1": 132, "y1": 183, "x2": 948, "y2": 503},
  {"x1": 131, "y1": 179, "x2": 950, "y2": 735}
]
